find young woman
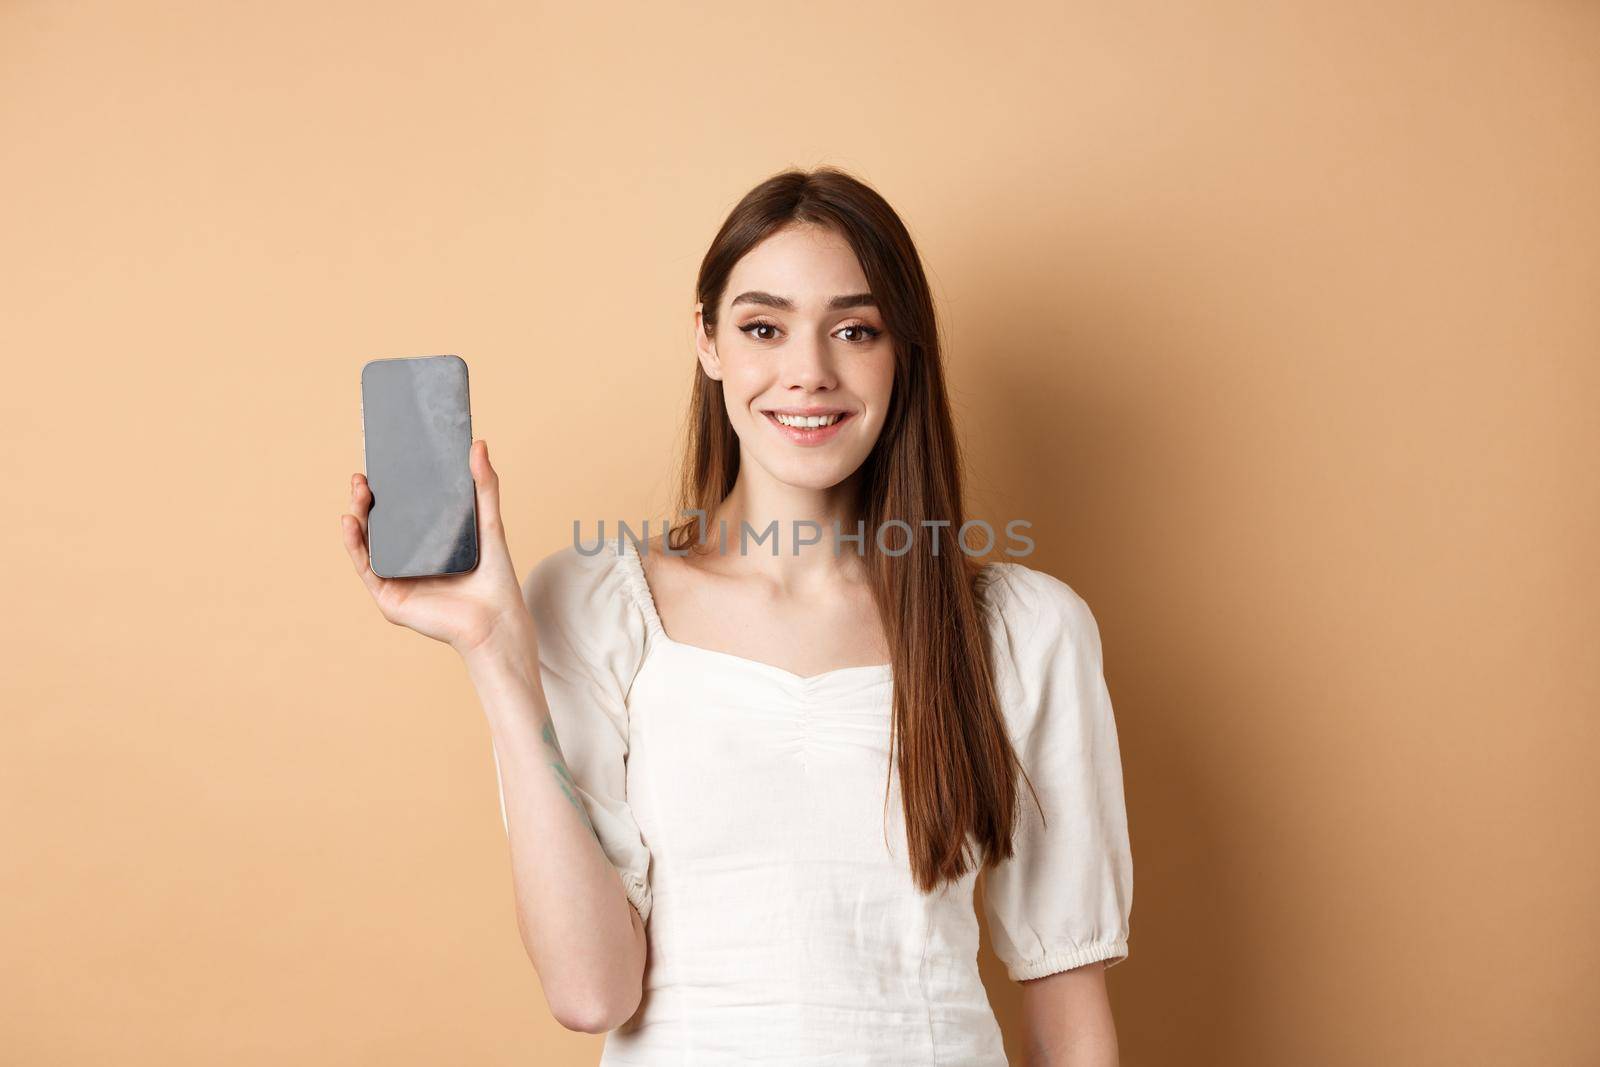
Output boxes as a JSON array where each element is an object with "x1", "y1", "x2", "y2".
[{"x1": 340, "y1": 167, "x2": 1133, "y2": 1065}]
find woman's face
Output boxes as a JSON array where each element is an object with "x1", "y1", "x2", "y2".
[{"x1": 695, "y1": 223, "x2": 895, "y2": 493}]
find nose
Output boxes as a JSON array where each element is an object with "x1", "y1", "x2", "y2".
[{"x1": 780, "y1": 332, "x2": 837, "y2": 393}]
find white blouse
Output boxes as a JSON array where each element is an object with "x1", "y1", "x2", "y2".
[{"x1": 493, "y1": 538, "x2": 1133, "y2": 1065}]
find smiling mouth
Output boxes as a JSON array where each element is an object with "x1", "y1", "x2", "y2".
[{"x1": 761, "y1": 410, "x2": 853, "y2": 429}]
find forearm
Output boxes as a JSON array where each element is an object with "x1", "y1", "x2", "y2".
[
  {"x1": 1023, "y1": 1028, "x2": 1119, "y2": 1067},
  {"x1": 1019, "y1": 964, "x2": 1120, "y2": 1067},
  {"x1": 464, "y1": 623, "x2": 645, "y2": 1033}
]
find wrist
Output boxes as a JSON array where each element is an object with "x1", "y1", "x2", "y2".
[{"x1": 458, "y1": 613, "x2": 539, "y2": 680}]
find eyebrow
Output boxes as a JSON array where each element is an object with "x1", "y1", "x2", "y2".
[{"x1": 728, "y1": 290, "x2": 876, "y2": 311}]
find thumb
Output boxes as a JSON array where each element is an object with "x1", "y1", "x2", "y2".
[{"x1": 471, "y1": 439, "x2": 504, "y2": 533}]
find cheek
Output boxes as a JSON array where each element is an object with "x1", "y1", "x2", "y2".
[
  {"x1": 718, "y1": 360, "x2": 767, "y2": 409},
  {"x1": 720, "y1": 352, "x2": 767, "y2": 388},
  {"x1": 854, "y1": 353, "x2": 896, "y2": 410}
]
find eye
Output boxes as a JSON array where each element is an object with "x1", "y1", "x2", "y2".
[
  {"x1": 837, "y1": 324, "x2": 882, "y2": 344},
  {"x1": 739, "y1": 320, "x2": 782, "y2": 342},
  {"x1": 736, "y1": 320, "x2": 883, "y2": 344}
]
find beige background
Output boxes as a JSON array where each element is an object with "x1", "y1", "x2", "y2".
[{"x1": 4, "y1": 2, "x2": 1596, "y2": 1063}]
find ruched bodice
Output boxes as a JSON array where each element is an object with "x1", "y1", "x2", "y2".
[{"x1": 494, "y1": 538, "x2": 1133, "y2": 1065}]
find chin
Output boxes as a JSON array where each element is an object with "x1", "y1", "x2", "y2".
[
  {"x1": 776, "y1": 470, "x2": 854, "y2": 492},
  {"x1": 758, "y1": 457, "x2": 860, "y2": 492}
]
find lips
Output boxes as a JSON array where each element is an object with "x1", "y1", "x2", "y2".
[
  {"x1": 762, "y1": 408, "x2": 850, "y2": 420},
  {"x1": 761, "y1": 409, "x2": 854, "y2": 446}
]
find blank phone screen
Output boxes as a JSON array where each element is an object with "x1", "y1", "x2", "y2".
[{"x1": 360, "y1": 354, "x2": 478, "y2": 579}]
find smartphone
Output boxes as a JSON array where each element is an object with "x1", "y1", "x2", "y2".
[{"x1": 359, "y1": 354, "x2": 479, "y2": 579}]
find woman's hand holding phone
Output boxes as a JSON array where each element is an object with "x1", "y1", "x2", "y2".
[{"x1": 340, "y1": 439, "x2": 534, "y2": 663}]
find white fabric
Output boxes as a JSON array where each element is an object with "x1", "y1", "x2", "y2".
[{"x1": 493, "y1": 538, "x2": 1133, "y2": 1065}]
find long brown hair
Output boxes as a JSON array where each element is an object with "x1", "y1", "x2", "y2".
[{"x1": 664, "y1": 166, "x2": 1040, "y2": 893}]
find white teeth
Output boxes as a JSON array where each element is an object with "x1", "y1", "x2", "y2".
[{"x1": 773, "y1": 412, "x2": 843, "y2": 428}]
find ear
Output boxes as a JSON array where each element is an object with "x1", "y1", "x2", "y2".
[{"x1": 693, "y1": 301, "x2": 722, "y2": 381}]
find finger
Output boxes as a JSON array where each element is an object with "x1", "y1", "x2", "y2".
[
  {"x1": 470, "y1": 440, "x2": 504, "y2": 535},
  {"x1": 351, "y1": 472, "x2": 372, "y2": 540},
  {"x1": 340, "y1": 512, "x2": 384, "y2": 598}
]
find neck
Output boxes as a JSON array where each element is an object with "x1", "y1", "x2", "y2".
[{"x1": 697, "y1": 468, "x2": 871, "y2": 587}]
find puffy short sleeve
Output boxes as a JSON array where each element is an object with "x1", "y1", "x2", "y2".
[
  {"x1": 978, "y1": 563, "x2": 1133, "y2": 981},
  {"x1": 489, "y1": 543, "x2": 655, "y2": 925}
]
